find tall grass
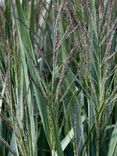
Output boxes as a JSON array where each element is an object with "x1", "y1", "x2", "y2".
[{"x1": 0, "y1": 0, "x2": 117, "y2": 156}]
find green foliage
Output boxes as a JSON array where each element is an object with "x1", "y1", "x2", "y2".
[{"x1": 0, "y1": 0, "x2": 117, "y2": 156}]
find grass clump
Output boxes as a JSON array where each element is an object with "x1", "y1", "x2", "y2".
[{"x1": 0, "y1": 0, "x2": 117, "y2": 156}]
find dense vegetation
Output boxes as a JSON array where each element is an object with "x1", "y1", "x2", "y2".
[{"x1": 0, "y1": 0, "x2": 117, "y2": 156}]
